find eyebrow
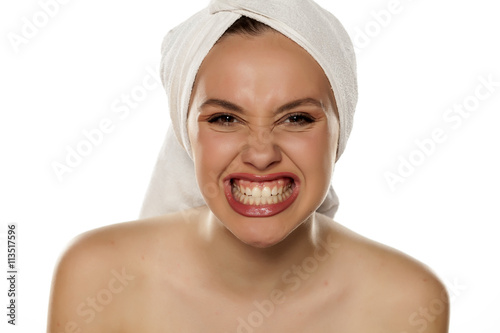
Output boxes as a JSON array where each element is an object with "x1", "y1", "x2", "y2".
[{"x1": 199, "y1": 97, "x2": 324, "y2": 115}]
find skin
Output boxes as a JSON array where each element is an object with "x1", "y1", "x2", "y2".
[{"x1": 47, "y1": 31, "x2": 449, "y2": 333}]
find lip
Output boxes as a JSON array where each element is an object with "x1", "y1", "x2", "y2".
[{"x1": 223, "y1": 173, "x2": 300, "y2": 217}]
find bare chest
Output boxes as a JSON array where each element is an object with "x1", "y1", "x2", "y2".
[{"x1": 116, "y1": 280, "x2": 367, "y2": 333}]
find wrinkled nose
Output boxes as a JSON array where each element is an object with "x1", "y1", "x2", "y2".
[{"x1": 240, "y1": 128, "x2": 282, "y2": 171}]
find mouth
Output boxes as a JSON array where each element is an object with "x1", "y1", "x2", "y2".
[{"x1": 223, "y1": 173, "x2": 300, "y2": 217}]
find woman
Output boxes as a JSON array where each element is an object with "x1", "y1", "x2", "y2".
[{"x1": 47, "y1": 1, "x2": 449, "y2": 332}]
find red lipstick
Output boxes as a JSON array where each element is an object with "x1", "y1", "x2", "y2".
[{"x1": 223, "y1": 173, "x2": 300, "y2": 217}]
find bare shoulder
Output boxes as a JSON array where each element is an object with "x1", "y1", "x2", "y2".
[
  {"x1": 46, "y1": 210, "x2": 198, "y2": 333},
  {"x1": 318, "y1": 214, "x2": 450, "y2": 332}
]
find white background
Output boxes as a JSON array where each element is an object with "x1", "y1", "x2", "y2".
[{"x1": 1, "y1": 0, "x2": 499, "y2": 331}]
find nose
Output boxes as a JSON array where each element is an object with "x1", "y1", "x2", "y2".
[{"x1": 240, "y1": 128, "x2": 282, "y2": 171}]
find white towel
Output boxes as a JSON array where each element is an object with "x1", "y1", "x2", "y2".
[{"x1": 139, "y1": 0, "x2": 357, "y2": 219}]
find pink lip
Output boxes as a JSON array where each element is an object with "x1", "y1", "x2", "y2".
[{"x1": 223, "y1": 173, "x2": 300, "y2": 217}]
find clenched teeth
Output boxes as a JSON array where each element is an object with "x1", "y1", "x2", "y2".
[{"x1": 231, "y1": 179, "x2": 293, "y2": 206}]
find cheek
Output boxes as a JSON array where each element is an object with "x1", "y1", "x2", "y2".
[
  {"x1": 195, "y1": 129, "x2": 242, "y2": 161},
  {"x1": 279, "y1": 127, "x2": 336, "y2": 178},
  {"x1": 191, "y1": 127, "x2": 243, "y2": 188}
]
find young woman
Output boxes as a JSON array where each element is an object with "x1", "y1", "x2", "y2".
[{"x1": 48, "y1": 1, "x2": 449, "y2": 332}]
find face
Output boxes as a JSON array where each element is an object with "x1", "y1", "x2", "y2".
[{"x1": 187, "y1": 31, "x2": 339, "y2": 248}]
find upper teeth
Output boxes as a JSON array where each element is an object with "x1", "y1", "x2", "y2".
[
  {"x1": 238, "y1": 184, "x2": 289, "y2": 198},
  {"x1": 249, "y1": 186, "x2": 275, "y2": 198}
]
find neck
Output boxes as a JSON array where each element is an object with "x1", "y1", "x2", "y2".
[{"x1": 197, "y1": 208, "x2": 332, "y2": 298}]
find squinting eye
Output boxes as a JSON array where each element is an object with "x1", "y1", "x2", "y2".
[
  {"x1": 207, "y1": 114, "x2": 239, "y2": 126},
  {"x1": 283, "y1": 113, "x2": 315, "y2": 125}
]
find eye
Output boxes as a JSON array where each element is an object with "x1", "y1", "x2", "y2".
[
  {"x1": 207, "y1": 113, "x2": 240, "y2": 126},
  {"x1": 282, "y1": 113, "x2": 315, "y2": 126}
]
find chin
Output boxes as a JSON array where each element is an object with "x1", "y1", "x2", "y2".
[{"x1": 226, "y1": 217, "x2": 296, "y2": 249}]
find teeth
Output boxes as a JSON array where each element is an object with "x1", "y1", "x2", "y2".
[{"x1": 232, "y1": 180, "x2": 294, "y2": 206}]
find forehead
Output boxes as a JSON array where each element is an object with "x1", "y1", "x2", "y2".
[{"x1": 192, "y1": 31, "x2": 334, "y2": 109}]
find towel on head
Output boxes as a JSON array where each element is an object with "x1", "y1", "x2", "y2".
[{"x1": 139, "y1": 0, "x2": 357, "y2": 219}]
